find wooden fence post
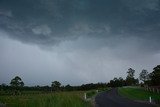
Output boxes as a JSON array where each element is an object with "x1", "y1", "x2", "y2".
[
  {"x1": 84, "y1": 93, "x2": 86, "y2": 100},
  {"x1": 149, "y1": 96, "x2": 152, "y2": 103}
]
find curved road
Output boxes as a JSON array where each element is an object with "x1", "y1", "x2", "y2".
[{"x1": 95, "y1": 88, "x2": 155, "y2": 107}]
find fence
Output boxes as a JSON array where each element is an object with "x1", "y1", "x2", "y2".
[
  {"x1": 144, "y1": 86, "x2": 160, "y2": 94},
  {"x1": 144, "y1": 85, "x2": 160, "y2": 105}
]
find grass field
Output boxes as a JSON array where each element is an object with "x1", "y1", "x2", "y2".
[
  {"x1": 0, "y1": 91, "x2": 91, "y2": 107},
  {"x1": 118, "y1": 86, "x2": 160, "y2": 101}
]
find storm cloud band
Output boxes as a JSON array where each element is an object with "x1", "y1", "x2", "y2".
[{"x1": 0, "y1": 0, "x2": 160, "y2": 48}]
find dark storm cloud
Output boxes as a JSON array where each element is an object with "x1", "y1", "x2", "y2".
[
  {"x1": 0, "y1": 0, "x2": 160, "y2": 49},
  {"x1": 1, "y1": 0, "x2": 160, "y2": 85}
]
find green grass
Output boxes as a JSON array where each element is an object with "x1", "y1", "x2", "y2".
[
  {"x1": 118, "y1": 86, "x2": 160, "y2": 101},
  {"x1": 86, "y1": 88, "x2": 111, "y2": 99},
  {"x1": 0, "y1": 91, "x2": 91, "y2": 107},
  {"x1": 86, "y1": 90, "x2": 97, "y2": 99}
]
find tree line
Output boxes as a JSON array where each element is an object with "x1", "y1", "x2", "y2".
[
  {"x1": 0, "y1": 78, "x2": 107, "y2": 95},
  {"x1": 107, "y1": 65, "x2": 160, "y2": 87},
  {"x1": 0, "y1": 65, "x2": 160, "y2": 94}
]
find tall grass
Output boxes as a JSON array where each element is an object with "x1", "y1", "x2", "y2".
[
  {"x1": 0, "y1": 91, "x2": 91, "y2": 107},
  {"x1": 86, "y1": 91, "x2": 97, "y2": 99}
]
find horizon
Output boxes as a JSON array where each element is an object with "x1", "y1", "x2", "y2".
[{"x1": 0, "y1": 65, "x2": 158, "y2": 86}]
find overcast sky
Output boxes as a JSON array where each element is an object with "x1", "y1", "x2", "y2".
[{"x1": 0, "y1": 0, "x2": 160, "y2": 86}]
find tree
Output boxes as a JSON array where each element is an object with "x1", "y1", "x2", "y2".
[
  {"x1": 107, "y1": 77, "x2": 125, "y2": 87},
  {"x1": 10, "y1": 76, "x2": 24, "y2": 95},
  {"x1": 1, "y1": 83, "x2": 7, "y2": 91},
  {"x1": 126, "y1": 68, "x2": 136, "y2": 85},
  {"x1": 150, "y1": 65, "x2": 160, "y2": 86},
  {"x1": 10, "y1": 76, "x2": 24, "y2": 88},
  {"x1": 119, "y1": 77, "x2": 125, "y2": 86},
  {"x1": 65, "y1": 84, "x2": 73, "y2": 91},
  {"x1": 51, "y1": 81, "x2": 61, "y2": 91},
  {"x1": 139, "y1": 69, "x2": 149, "y2": 83},
  {"x1": 127, "y1": 68, "x2": 135, "y2": 78}
]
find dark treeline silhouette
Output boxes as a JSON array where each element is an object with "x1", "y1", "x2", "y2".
[
  {"x1": 0, "y1": 65, "x2": 159, "y2": 94},
  {"x1": 140, "y1": 65, "x2": 160, "y2": 86},
  {"x1": 107, "y1": 68, "x2": 139, "y2": 87},
  {"x1": 0, "y1": 82, "x2": 107, "y2": 94},
  {"x1": 107, "y1": 65, "x2": 160, "y2": 87},
  {"x1": 107, "y1": 77, "x2": 126, "y2": 87}
]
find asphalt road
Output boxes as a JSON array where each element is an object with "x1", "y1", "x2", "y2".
[
  {"x1": 0, "y1": 104, "x2": 5, "y2": 107},
  {"x1": 95, "y1": 88, "x2": 155, "y2": 107}
]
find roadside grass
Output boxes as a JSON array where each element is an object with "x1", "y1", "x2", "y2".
[
  {"x1": 0, "y1": 91, "x2": 91, "y2": 107},
  {"x1": 84, "y1": 88, "x2": 111, "y2": 107},
  {"x1": 118, "y1": 86, "x2": 160, "y2": 101},
  {"x1": 86, "y1": 87, "x2": 111, "y2": 99}
]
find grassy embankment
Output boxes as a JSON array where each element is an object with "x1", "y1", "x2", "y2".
[
  {"x1": 118, "y1": 86, "x2": 160, "y2": 101},
  {"x1": 86, "y1": 88, "x2": 111, "y2": 99},
  {"x1": 0, "y1": 88, "x2": 110, "y2": 107},
  {"x1": 0, "y1": 91, "x2": 91, "y2": 107}
]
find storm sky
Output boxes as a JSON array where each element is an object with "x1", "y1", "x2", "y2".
[{"x1": 0, "y1": 0, "x2": 160, "y2": 86}]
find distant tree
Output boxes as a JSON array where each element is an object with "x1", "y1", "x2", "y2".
[
  {"x1": 51, "y1": 81, "x2": 61, "y2": 91},
  {"x1": 126, "y1": 68, "x2": 136, "y2": 85},
  {"x1": 10, "y1": 76, "x2": 24, "y2": 88},
  {"x1": 139, "y1": 69, "x2": 149, "y2": 83},
  {"x1": 127, "y1": 68, "x2": 135, "y2": 78},
  {"x1": 134, "y1": 78, "x2": 139, "y2": 85},
  {"x1": 10, "y1": 76, "x2": 24, "y2": 95},
  {"x1": 42, "y1": 85, "x2": 50, "y2": 92},
  {"x1": 65, "y1": 84, "x2": 73, "y2": 91},
  {"x1": 107, "y1": 77, "x2": 125, "y2": 87},
  {"x1": 0, "y1": 83, "x2": 7, "y2": 91},
  {"x1": 150, "y1": 65, "x2": 160, "y2": 86},
  {"x1": 119, "y1": 77, "x2": 125, "y2": 86}
]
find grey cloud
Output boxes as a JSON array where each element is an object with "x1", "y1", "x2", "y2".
[
  {"x1": 32, "y1": 25, "x2": 52, "y2": 35},
  {"x1": 122, "y1": 0, "x2": 160, "y2": 11},
  {"x1": 0, "y1": 0, "x2": 160, "y2": 51}
]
